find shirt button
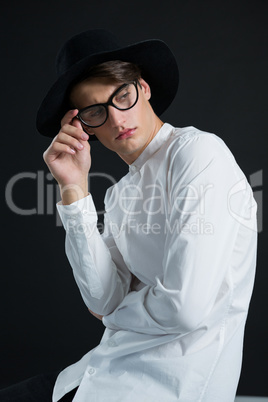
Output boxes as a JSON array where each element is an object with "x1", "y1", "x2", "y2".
[
  {"x1": 82, "y1": 209, "x2": 88, "y2": 215},
  {"x1": 108, "y1": 339, "x2": 116, "y2": 347},
  {"x1": 88, "y1": 367, "x2": 96, "y2": 375},
  {"x1": 130, "y1": 165, "x2": 137, "y2": 172}
]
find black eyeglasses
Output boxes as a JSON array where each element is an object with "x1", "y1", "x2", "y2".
[{"x1": 76, "y1": 81, "x2": 140, "y2": 129}]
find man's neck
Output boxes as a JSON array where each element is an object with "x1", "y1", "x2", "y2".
[{"x1": 118, "y1": 117, "x2": 164, "y2": 165}]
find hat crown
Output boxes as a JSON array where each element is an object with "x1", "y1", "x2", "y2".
[{"x1": 56, "y1": 29, "x2": 121, "y2": 76}]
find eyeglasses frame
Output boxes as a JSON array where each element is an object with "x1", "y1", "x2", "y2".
[{"x1": 76, "y1": 80, "x2": 140, "y2": 128}]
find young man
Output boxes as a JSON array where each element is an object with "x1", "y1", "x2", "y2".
[{"x1": 2, "y1": 29, "x2": 257, "y2": 401}]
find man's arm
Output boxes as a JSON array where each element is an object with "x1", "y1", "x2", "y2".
[
  {"x1": 88, "y1": 274, "x2": 139, "y2": 320},
  {"x1": 57, "y1": 195, "x2": 133, "y2": 315},
  {"x1": 44, "y1": 110, "x2": 132, "y2": 316},
  {"x1": 102, "y1": 135, "x2": 257, "y2": 335}
]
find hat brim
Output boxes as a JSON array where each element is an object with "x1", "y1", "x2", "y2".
[{"x1": 36, "y1": 39, "x2": 179, "y2": 140}]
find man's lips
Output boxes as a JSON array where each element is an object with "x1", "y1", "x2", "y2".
[{"x1": 116, "y1": 128, "x2": 136, "y2": 140}]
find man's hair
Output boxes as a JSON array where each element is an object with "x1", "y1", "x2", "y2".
[
  {"x1": 68, "y1": 60, "x2": 142, "y2": 110},
  {"x1": 72, "y1": 60, "x2": 142, "y2": 87}
]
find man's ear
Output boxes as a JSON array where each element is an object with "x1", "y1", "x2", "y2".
[{"x1": 138, "y1": 78, "x2": 151, "y2": 101}]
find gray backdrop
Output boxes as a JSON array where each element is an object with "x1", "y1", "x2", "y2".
[{"x1": 1, "y1": 0, "x2": 267, "y2": 397}]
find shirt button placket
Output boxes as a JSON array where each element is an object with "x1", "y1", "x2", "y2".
[
  {"x1": 130, "y1": 165, "x2": 137, "y2": 174},
  {"x1": 108, "y1": 339, "x2": 117, "y2": 347}
]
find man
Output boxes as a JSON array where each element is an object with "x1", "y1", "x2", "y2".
[{"x1": 1, "y1": 29, "x2": 257, "y2": 401}]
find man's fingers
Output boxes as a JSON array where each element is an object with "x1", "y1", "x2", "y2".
[
  {"x1": 56, "y1": 132, "x2": 85, "y2": 151},
  {"x1": 43, "y1": 141, "x2": 75, "y2": 164},
  {"x1": 71, "y1": 115, "x2": 83, "y2": 130},
  {"x1": 61, "y1": 109, "x2": 79, "y2": 127},
  {"x1": 50, "y1": 141, "x2": 77, "y2": 156},
  {"x1": 57, "y1": 123, "x2": 88, "y2": 143},
  {"x1": 43, "y1": 110, "x2": 90, "y2": 166},
  {"x1": 71, "y1": 114, "x2": 90, "y2": 141},
  {"x1": 60, "y1": 111, "x2": 89, "y2": 141},
  {"x1": 58, "y1": 123, "x2": 82, "y2": 140}
]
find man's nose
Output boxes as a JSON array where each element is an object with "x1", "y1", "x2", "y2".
[{"x1": 108, "y1": 106, "x2": 126, "y2": 127}]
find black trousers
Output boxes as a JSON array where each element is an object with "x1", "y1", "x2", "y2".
[{"x1": 0, "y1": 371, "x2": 78, "y2": 401}]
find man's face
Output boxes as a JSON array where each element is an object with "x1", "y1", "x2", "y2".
[{"x1": 69, "y1": 76, "x2": 163, "y2": 164}]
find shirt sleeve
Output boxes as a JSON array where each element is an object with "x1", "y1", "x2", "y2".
[
  {"x1": 57, "y1": 194, "x2": 132, "y2": 315},
  {"x1": 102, "y1": 134, "x2": 257, "y2": 335}
]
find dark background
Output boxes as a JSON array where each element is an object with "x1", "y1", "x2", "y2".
[{"x1": 1, "y1": 0, "x2": 267, "y2": 397}]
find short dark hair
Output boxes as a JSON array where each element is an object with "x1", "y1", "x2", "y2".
[
  {"x1": 73, "y1": 60, "x2": 142, "y2": 86},
  {"x1": 68, "y1": 60, "x2": 142, "y2": 109}
]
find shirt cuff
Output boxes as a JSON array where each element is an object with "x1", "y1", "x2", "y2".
[{"x1": 56, "y1": 194, "x2": 98, "y2": 232}]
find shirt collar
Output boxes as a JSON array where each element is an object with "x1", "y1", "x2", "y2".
[{"x1": 129, "y1": 123, "x2": 174, "y2": 173}]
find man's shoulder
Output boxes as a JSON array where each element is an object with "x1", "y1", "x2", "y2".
[
  {"x1": 168, "y1": 125, "x2": 226, "y2": 147},
  {"x1": 166, "y1": 125, "x2": 233, "y2": 161}
]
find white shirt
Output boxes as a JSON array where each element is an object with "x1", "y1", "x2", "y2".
[{"x1": 54, "y1": 123, "x2": 257, "y2": 402}]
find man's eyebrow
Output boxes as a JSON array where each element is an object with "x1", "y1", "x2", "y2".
[
  {"x1": 100, "y1": 82, "x2": 128, "y2": 104},
  {"x1": 82, "y1": 82, "x2": 129, "y2": 109}
]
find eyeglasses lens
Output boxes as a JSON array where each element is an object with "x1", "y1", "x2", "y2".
[
  {"x1": 113, "y1": 83, "x2": 137, "y2": 110},
  {"x1": 79, "y1": 83, "x2": 137, "y2": 127},
  {"x1": 80, "y1": 105, "x2": 106, "y2": 127}
]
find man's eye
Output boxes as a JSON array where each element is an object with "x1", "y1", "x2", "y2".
[
  {"x1": 116, "y1": 91, "x2": 130, "y2": 102},
  {"x1": 91, "y1": 109, "x2": 102, "y2": 117},
  {"x1": 84, "y1": 107, "x2": 103, "y2": 118}
]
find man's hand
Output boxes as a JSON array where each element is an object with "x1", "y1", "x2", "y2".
[{"x1": 43, "y1": 109, "x2": 91, "y2": 204}]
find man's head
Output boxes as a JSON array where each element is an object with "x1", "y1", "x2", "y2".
[
  {"x1": 69, "y1": 61, "x2": 163, "y2": 164},
  {"x1": 36, "y1": 29, "x2": 179, "y2": 140},
  {"x1": 69, "y1": 60, "x2": 142, "y2": 136}
]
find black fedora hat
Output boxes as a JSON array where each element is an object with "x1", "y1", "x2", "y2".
[{"x1": 36, "y1": 29, "x2": 179, "y2": 140}]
